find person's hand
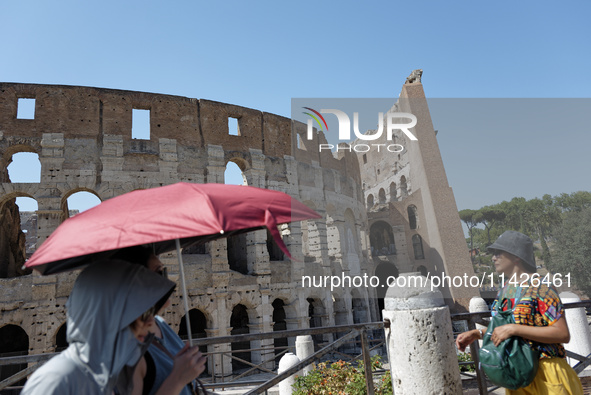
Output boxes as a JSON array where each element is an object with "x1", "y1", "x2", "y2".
[
  {"x1": 492, "y1": 324, "x2": 517, "y2": 346},
  {"x1": 455, "y1": 329, "x2": 479, "y2": 352},
  {"x1": 171, "y1": 343, "x2": 207, "y2": 384}
]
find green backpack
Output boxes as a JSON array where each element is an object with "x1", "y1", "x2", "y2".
[{"x1": 478, "y1": 294, "x2": 540, "y2": 390}]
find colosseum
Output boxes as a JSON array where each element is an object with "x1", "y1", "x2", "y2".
[{"x1": 0, "y1": 71, "x2": 477, "y2": 382}]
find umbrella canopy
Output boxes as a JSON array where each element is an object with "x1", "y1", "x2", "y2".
[{"x1": 25, "y1": 182, "x2": 321, "y2": 275}]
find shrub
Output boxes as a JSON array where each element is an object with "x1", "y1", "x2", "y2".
[
  {"x1": 458, "y1": 352, "x2": 475, "y2": 372},
  {"x1": 292, "y1": 356, "x2": 392, "y2": 395}
]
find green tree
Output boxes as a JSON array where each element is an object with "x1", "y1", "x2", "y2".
[
  {"x1": 546, "y1": 207, "x2": 591, "y2": 296},
  {"x1": 459, "y1": 209, "x2": 480, "y2": 253},
  {"x1": 554, "y1": 191, "x2": 591, "y2": 212},
  {"x1": 476, "y1": 206, "x2": 506, "y2": 246}
]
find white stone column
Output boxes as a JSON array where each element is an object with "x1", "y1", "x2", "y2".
[
  {"x1": 382, "y1": 273, "x2": 462, "y2": 394},
  {"x1": 278, "y1": 352, "x2": 301, "y2": 395},
  {"x1": 295, "y1": 335, "x2": 314, "y2": 375},
  {"x1": 561, "y1": 292, "x2": 591, "y2": 369}
]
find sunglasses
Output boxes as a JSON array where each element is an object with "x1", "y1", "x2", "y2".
[
  {"x1": 141, "y1": 305, "x2": 157, "y2": 322},
  {"x1": 490, "y1": 249, "x2": 504, "y2": 257}
]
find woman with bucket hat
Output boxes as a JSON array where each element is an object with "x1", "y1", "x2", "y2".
[{"x1": 456, "y1": 230, "x2": 583, "y2": 394}]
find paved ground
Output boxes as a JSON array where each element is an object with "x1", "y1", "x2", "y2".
[{"x1": 207, "y1": 371, "x2": 591, "y2": 394}]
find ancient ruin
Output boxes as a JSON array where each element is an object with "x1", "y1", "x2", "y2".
[{"x1": 0, "y1": 71, "x2": 477, "y2": 378}]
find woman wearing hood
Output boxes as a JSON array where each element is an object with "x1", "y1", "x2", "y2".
[{"x1": 22, "y1": 260, "x2": 179, "y2": 395}]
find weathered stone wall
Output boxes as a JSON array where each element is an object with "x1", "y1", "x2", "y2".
[
  {"x1": 0, "y1": 83, "x2": 368, "y2": 374},
  {"x1": 357, "y1": 78, "x2": 479, "y2": 311},
  {"x1": 0, "y1": 77, "x2": 476, "y2": 376}
]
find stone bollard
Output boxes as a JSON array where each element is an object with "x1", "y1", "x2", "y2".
[
  {"x1": 561, "y1": 292, "x2": 591, "y2": 369},
  {"x1": 383, "y1": 273, "x2": 462, "y2": 394},
  {"x1": 469, "y1": 296, "x2": 489, "y2": 349},
  {"x1": 278, "y1": 352, "x2": 301, "y2": 395},
  {"x1": 295, "y1": 335, "x2": 314, "y2": 375}
]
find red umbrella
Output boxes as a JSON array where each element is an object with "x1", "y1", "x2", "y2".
[
  {"x1": 26, "y1": 182, "x2": 320, "y2": 273},
  {"x1": 25, "y1": 182, "x2": 320, "y2": 342}
]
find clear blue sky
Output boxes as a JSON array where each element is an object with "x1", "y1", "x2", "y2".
[{"x1": 2, "y1": 1, "x2": 590, "y2": 213}]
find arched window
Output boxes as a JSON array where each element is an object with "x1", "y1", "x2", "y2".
[
  {"x1": 389, "y1": 182, "x2": 397, "y2": 202},
  {"x1": 225, "y1": 160, "x2": 246, "y2": 185},
  {"x1": 0, "y1": 324, "x2": 29, "y2": 386},
  {"x1": 230, "y1": 304, "x2": 250, "y2": 372},
  {"x1": 407, "y1": 205, "x2": 418, "y2": 230},
  {"x1": 178, "y1": 309, "x2": 208, "y2": 340},
  {"x1": 272, "y1": 299, "x2": 288, "y2": 362},
  {"x1": 369, "y1": 221, "x2": 396, "y2": 256},
  {"x1": 366, "y1": 194, "x2": 374, "y2": 208},
  {"x1": 7, "y1": 152, "x2": 41, "y2": 183},
  {"x1": 178, "y1": 309, "x2": 209, "y2": 375},
  {"x1": 378, "y1": 188, "x2": 386, "y2": 204},
  {"x1": 400, "y1": 176, "x2": 408, "y2": 198},
  {"x1": 64, "y1": 190, "x2": 101, "y2": 219},
  {"x1": 307, "y1": 298, "x2": 325, "y2": 346},
  {"x1": 412, "y1": 234, "x2": 424, "y2": 260}
]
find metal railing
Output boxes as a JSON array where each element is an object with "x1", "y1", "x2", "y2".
[
  {"x1": 450, "y1": 300, "x2": 591, "y2": 394},
  {"x1": 0, "y1": 323, "x2": 386, "y2": 394},
  {"x1": 2, "y1": 300, "x2": 590, "y2": 394}
]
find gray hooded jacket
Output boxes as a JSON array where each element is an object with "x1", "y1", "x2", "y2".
[{"x1": 22, "y1": 260, "x2": 175, "y2": 395}]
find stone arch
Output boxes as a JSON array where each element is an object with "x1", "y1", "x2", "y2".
[
  {"x1": 407, "y1": 204, "x2": 418, "y2": 230},
  {"x1": 177, "y1": 308, "x2": 209, "y2": 375},
  {"x1": 366, "y1": 194, "x2": 374, "y2": 208},
  {"x1": 307, "y1": 297, "x2": 326, "y2": 346},
  {"x1": 0, "y1": 191, "x2": 36, "y2": 208},
  {"x1": 369, "y1": 221, "x2": 395, "y2": 256},
  {"x1": 412, "y1": 234, "x2": 425, "y2": 260},
  {"x1": 3, "y1": 145, "x2": 40, "y2": 184},
  {"x1": 0, "y1": 324, "x2": 29, "y2": 385},
  {"x1": 55, "y1": 322, "x2": 68, "y2": 351},
  {"x1": 62, "y1": 188, "x2": 102, "y2": 220},
  {"x1": 230, "y1": 304, "x2": 251, "y2": 372},
  {"x1": 272, "y1": 298, "x2": 288, "y2": 361},
  {"x1": 389, "y1": 182, "x2": 397, "y2": 202},
  {"x1": 400, "y1": 176, "x2": 408, "y2": 198},
  {"x1": 375, "y1": 262, "x2": 399, "y2": 318},
  {"x1": 224, "y1": 158, "x2": 248, "y2": 186},
  {"x1": 178, "y1": 308, "x2": 208, "y2": 340},
  {"x1": 378, "y1": 188, "x2": 386, "y2": 204}
]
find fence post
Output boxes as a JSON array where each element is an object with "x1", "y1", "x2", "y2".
[
  {"x1": 561, "y1": 292, "x2": 591, "y2": 370},
  {"x1": 295, "y1": 335, "x2": 314, "y2": 375},
  {"x1": 469, "y1": 296, "x2": 490, "y2": 394},
  {"x1": 382, "y1": 273, "x2": 462, "y2": 394},
  {"x1": 360, "y1": 328, "x2": 375, "y2": 395}
]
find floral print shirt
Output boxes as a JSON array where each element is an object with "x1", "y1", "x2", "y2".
[{"x1": 491, "y1": 283, "x2": 566, "y2": 359}]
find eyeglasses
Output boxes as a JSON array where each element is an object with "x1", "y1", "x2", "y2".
[
  {"x1": 141, "y1": 306, "x2": 156, "y2": 322},
  {"x1": 491, "y1": 249, "x2": 504, "y2": 257}
]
